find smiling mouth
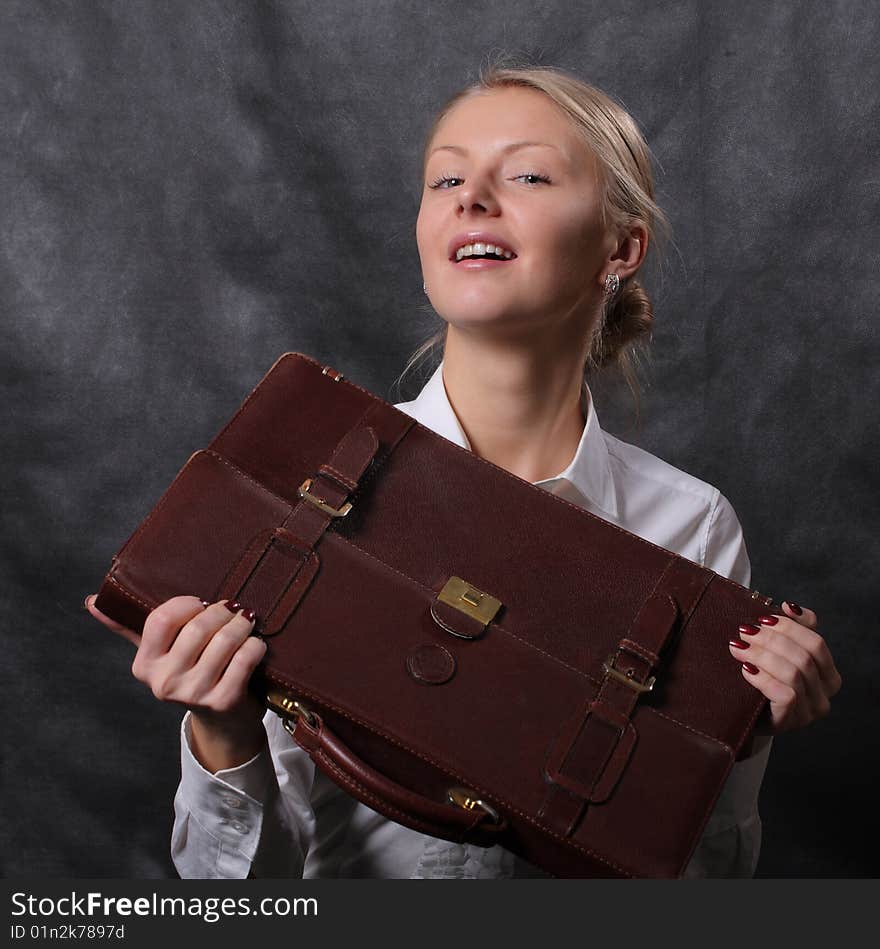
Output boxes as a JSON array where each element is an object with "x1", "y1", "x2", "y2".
[{"x1": 453, "y1": 242, "x2": 516, "y2": 263}]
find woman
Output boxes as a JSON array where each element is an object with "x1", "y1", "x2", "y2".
[{"x1": 85, "y1": 64, "x2": 841, "y2": 878}]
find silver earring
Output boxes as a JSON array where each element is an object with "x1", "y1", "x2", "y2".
[
  {"x1": 604, "y1": 273, "x2": 620, "y2": 295},
  {"x1": 423, "y1": 281, "x2": 429, "y2": 294}
]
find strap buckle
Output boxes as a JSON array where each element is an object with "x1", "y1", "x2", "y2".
[
  {"x1": 602, "y1": 654, "x2": 656, "y2": 694},
  {"x1": 297, "y1": 478, "x2": 353, "y2": 518}
]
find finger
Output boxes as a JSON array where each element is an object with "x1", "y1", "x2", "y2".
[
  {"x1": 83, "y1": 593, "x2": 142, "y2": 647},
  {"x1": 756, "y1": 613, "x2": 839, "y2": 694},
  {"x1": 167, "y1": 600, "x2": 250, "y2": 668},
  {"x1": 139, "y1": 595, "x2": 210, "y2": 662},
  {"x1": 202, "y1": 637, "x2": 268, "y2": 713},
  {"x1": 738, "y1": 662, "x2": 804, "y2": 733},
  {"x1": 730, "y1": 638, "x2": 826, "y2": 728},
  {"x1": 780, "y1": 600, "x2": 818, "y2": 631},
  {"x1": 187, "y1": 609, "x2": 259, "y2": 695},
  {"x1": 749, "y1": 634, "x2": 831, "y2": 721}
]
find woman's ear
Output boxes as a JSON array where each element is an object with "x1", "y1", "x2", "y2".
[{"x1": 607, "y1": 223, "x2": 649, "y2": 282}]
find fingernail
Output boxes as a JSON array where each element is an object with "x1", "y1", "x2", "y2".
[
  {"x1": 785, "y1": 601, "x2": 803, "y2": 616},
  {"x1": 82, "y1": 594, "x2": 93, "y2": 611},
  {"x1": 758, "y1": 615, "x2": 779, "y2": 626},
  {"x1": 739, "y1": 623, "x2": 761, "y2": 636},
  {"x1": 241, "y1": 608, "x2": 257, "y2": 623},
  {"x1": 729, "y1": 639, "x2": 750, "y2": 650},
  {"x1": 224, "y1": 600, "x2": 242, "y2": 614},
  {"x1": 742, "y1": 661, "x2": 760, "y2": 675}
]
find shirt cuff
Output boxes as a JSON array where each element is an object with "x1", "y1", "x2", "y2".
[
  {"x1": 703, "y1": 734, "x2": 773, "y2": 835},
  {"x1": 178, "y1": 711, "x2": 277, "y2": 864}
]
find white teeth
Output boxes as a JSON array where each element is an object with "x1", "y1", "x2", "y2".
[{"x1": 454, "y1": 242, "x2": 515, "y2": 261}]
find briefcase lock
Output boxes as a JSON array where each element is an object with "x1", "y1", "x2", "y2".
[
  {"x1": 447, "y1": 787, "x2": 502, "y2": 825},
  {"x1": 602, "y1": 655, "x2": 656, "y2": 694},
  {"x1": 298, "y1": 478, "x2": 353, "y2": 518},
  {"x1": 436, "y1": 577, "x2": 502, "y2": 627}
]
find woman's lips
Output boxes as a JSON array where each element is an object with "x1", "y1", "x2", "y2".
[{"x1": 452, "y1": 258, "x2": 515, "y2": 270}]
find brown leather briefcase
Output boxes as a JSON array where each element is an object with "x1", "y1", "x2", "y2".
[{"x1": 95, "y1": 352, "x2": 771, "y2": 878}]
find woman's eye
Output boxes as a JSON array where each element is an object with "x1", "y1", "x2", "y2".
[
  {"x1": 514, "y1": 173, "x2": 552, "y2": 185},
  {"x1": 427, "y1": 176, "x2": 463, "y2": 189}
]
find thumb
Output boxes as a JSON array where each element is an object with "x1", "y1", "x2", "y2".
[{"x1": 83, "y1": 593, "x2": 142, "y2": 647}]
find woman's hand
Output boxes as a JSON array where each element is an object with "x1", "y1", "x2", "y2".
[
  {"x1": 728, "y1": 601, "x2": 842, "y2": 734},
  {"x1": 84, "y1": 593, "x2": 268, "y2": 771}
]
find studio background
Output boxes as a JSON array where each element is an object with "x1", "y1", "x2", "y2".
[{"x1": 2, "y1": 0, "x2": 877, "y2": 877}]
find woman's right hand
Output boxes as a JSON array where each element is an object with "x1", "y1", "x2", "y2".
[{"x1": 83, "y1": 594, "x2": 268, "y2": 773}]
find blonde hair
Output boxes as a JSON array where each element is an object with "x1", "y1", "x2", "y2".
[{"x1": 395, "y1": 60, "x2": 670, "y2": 406}]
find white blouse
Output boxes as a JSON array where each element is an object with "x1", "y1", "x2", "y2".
[{"x1": 171, "y1": 361, "x2": 772, "y2": 879}]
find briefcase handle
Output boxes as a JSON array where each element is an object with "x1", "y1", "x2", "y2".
[{"x1": 281, "y1": 702, "x2": 510, "y2": 847}]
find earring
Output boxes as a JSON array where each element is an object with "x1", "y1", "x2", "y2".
[
  {"x1": 604, "y1": 273, "x2": 620, "y2": 295},
  {"x1": 423, "y1": 281, "x2": 429, "y2": 294}
]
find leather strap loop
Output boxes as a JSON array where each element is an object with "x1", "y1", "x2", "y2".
[{"x1": 540, "y1": 556, "x2": 715, "y2": 836}]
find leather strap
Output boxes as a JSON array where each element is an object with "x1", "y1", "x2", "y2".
[
  {"x1": 220, "y1": 399, "x2": 416, "y2": 633},
  {"x1": 539, "y1": 556, "x2": 715, "y2": 837}
]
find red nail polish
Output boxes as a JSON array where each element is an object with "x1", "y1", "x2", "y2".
[
  {"x1": 241, "y1": 608, "x2": 257, "y2": 623},
  {"x1": 729, "y1": 639, "x2": 750, "y2": 650},
  {"x1": 786, "y1": 601, "x2": 803, "y2": 616},
  {"x1": 739, "y1": 623, "x2": 761, "y2": 636},
  {"x1": 758, "y1": 615, "x2": 778, "y2": 626},
  {"x1": 742, "y1": 662, "x2": 760, "y2": 675},
  {"x1": 224, "y1": 601, "x2": 242, "y2": 613}
]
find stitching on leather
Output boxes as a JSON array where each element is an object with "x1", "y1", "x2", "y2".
[
  {"x1": 647, "y1": 707, "x2": 729, "y2": 749},
  {"x1": 201, "y1": 450, "x2": 295, "y2": 509},
  {"x1": 105, "y1": 574, "x2": 154, "y2": 611},
  {"x1": 319, "y1": 463, "x2": 357, "y2": 489},
  {"x1": 619, "y1": 638, "x2": 658, "y2": 664}
]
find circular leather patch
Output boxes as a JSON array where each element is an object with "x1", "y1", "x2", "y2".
[{"x1": 406, "y1": 643, "x2": 456, "y2": 685}]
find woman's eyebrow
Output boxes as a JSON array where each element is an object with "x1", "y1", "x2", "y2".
[{"x1": 428, "y1": 141, "x2": 560, "y2": 157}]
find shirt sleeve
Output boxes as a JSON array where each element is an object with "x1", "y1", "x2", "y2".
[
  {"x1": 171, "y1": 711, "x2": 316, "y2": 879},
  {"x1": 685, "y1": 488, "x2": 772, "y2": 877},
  {"x1": 704, "y1": 489, "x2": 752, "y2": 588}
]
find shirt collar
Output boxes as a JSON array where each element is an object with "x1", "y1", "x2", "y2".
[{"x1": 397, "y1": 360, "x2": 618, "y2": 519}]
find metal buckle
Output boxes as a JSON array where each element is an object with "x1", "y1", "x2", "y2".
[
  {"x1": 265, "y1": 688, "x2": 318, "y2": 729},
  {"x1": 298, "y1": 478, "x2": 353, "y2": 518},
  {"x1": 602, "y1": 654, "x2": 656, "y2": 694},
  {"x1": 447, "y1": 787, "x2": 502, "y2": 824}
]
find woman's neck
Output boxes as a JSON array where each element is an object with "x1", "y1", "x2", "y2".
[{"x1": 441, "y1": 326, "x2": 589, "y2": 483}]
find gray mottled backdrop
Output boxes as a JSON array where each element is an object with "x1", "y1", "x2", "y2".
[{"x1": 2, "y1": 0, "x2": 877, "y2": 877}]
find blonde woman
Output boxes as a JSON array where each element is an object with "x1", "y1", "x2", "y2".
[{"x1": 85, "y1": 64, "x2": 841, "y2": 878}]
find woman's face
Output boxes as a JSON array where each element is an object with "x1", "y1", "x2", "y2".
[{"x1": 416, "y1": 86, "x2": 617, "y2": 339}]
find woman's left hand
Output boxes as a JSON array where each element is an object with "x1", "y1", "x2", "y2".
[{"x1": 728, "y1": 601, "x2": 842, "y2": 734}]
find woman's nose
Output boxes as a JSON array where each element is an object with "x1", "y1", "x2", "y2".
[{"x1": 457, "y1": 174, "x2": 500, "y2": 215}]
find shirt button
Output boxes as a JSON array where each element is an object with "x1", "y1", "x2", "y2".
[
  {"x1": 222, "y1": 795, "x2": 244, "y2": 808},
  {"x1": 230, "y1": 820, "x2": 248, "y2": 834}
]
